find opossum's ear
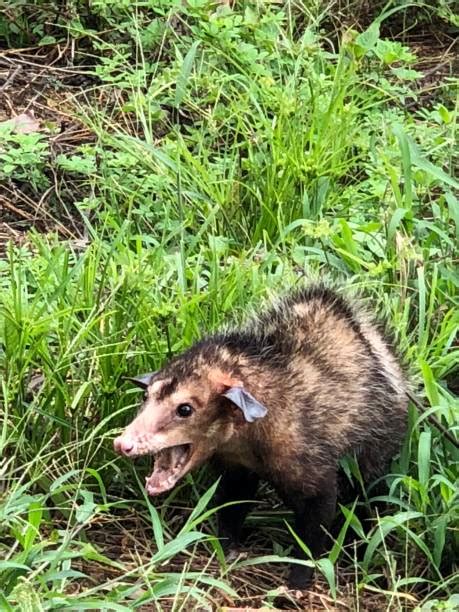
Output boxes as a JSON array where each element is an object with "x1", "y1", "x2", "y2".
[
  {"x1": 123, "y1": 372, "x2": 157, "y2": 389},
  {"x1": 223, "y1": 387, "x2": 268, "y2": 423}
]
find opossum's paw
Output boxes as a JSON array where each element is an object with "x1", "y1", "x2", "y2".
[
  {"x1": 219, "y1": 534, "x2": 239, "y2": 553},
  {"x1": 273, "y1": 586, "x2": 309, "y2": 610},
  {"x1": 287, "y1": 564, "x2": 314, "y2": 590},
  {"x1": 224, "y1": 545, "x2": 248, "y2": 563},
  {"x1": 220, "y1": 538, "x2": 248, "y2": 563}
]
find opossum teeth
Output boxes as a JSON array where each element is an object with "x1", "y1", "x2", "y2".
[{"x1": 146, "y1": 444, "x2": 192, "y2": 495}]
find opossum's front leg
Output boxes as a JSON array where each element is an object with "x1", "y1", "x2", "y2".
[
  {"x1": 215, "y1": 465, "x2": 259, "y2": 551},
  {"x1": 282, "y1": 483, "x2": 337, "y2": 590}
]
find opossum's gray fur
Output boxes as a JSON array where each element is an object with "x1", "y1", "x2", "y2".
[
  {"x1": 118, "y1": 280, "x2": 411, "y2": 589},
  {"x1": 164, "y1": 281, "x2": 409, "y2": 492}
]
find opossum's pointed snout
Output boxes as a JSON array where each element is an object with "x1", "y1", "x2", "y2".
[{"x1": 114, "y1": 435, "x2": 135, "y2": 456}]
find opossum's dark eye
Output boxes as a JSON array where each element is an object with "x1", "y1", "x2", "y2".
[
  {"x1": 142, "y1": 391, "x2": 148, "y2": 402},
  {"x1": 176, "y1": 403, "x2": 193, "y2": 418}
]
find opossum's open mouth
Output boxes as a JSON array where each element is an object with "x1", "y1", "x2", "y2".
[{"x1": 145, "y1": 444, "x2": 193, "y2": 496}]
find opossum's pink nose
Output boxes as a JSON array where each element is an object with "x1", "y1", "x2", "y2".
[{"x1": 114, "y1": 435, "x2": 135, "y2": 455}]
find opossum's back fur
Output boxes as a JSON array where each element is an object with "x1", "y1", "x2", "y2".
[{"x1": 166, "y1": 285, "x2": 408, "y2": 495}]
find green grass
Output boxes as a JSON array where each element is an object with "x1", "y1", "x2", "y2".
[{"x1": 0, "y1": 0, "x2": 458, "y2": 609}]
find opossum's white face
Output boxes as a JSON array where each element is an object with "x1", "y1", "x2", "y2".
[{"x1": 113, "y1": 369, "x2": 267, "y2": 496}]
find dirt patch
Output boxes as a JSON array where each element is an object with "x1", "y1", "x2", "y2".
[
  {"x1": 403, "y1": 31, "x2": 457, "y2": 110},
  {"x1": 0, "y1": 44, "x2": 96, "y2": 244},
  {"x1": 68, "y1": 509, "x2": 412, "y2": 611}
]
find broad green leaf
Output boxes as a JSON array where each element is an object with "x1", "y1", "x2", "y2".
[
  {"x1": 85, "y1": 468, "x2": 107, "y2": 506},
  {"x1": 445, "y1": 191, "x2": 459, "y2": 242},
  {"x1": 355, "y1": 22, "x2": 380, "y2": 53},
  {"x1": 316, "y1": 558, "x2": 336, "y2": 598},
  {"x1": 363, "y1": 511, "x2": 423, "y2": 567},
  {"x1": 388, "y1": 207, "x2": 409, "y2": 243},
  {"x1": 23, "y1": 501, "x2": 43, "y2": 551},
  {"x1": 417, "y1": 430, "x2": 431, "y2": 489},
  {"x1": 0, "y1": 562, "x2": 31, "y2": 571},
  {"x1": 75, "y1": 490, "x2": 97, "y2": 523},
  {"x1": 53, "y1": 602, "x2": 131, "y2": 611},
  {"x1": 417, "y1": 266, "x2": 426, "y2": 351},
  {"x1": 419, "y1": 360, "x2": 440, "y2": 406},
  {"x1": 234, "y1": 554, "x2": 314, "y2": 569},
  {"x1": 152, "y1": 531, "x2": 209, "y2": 564},
  {"x1": 174, "y1": 40, "x2": 201, "y2": 109},
  {"x1": 42, "y1": 569, "x2": 88, "y2": 581},
  {"x1": 147, "y1": 501, "x2": 165, "y2": 552},
  {"x1": 408, "y1": 134, "x2": 459, "y2": 189},
  {"x1": 179, "y1": 479, "x2": 220, "y2": 533},
  {"x1": 432, "y1": 515, "x2": 447, "y2": 568},
  {"x1": 49, "y1": 469, "x2": 81, "y2": 493}
]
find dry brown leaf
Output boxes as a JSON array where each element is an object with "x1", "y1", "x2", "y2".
[{"x1": 4, "y1": 111, "x2": 41, "y2": 134}]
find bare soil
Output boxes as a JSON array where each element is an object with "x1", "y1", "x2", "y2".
[{"x1": 70, "y1": 509, "x2": 418, "y2": 611}]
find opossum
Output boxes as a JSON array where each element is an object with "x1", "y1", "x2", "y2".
[{"x1": 114, "y1": 285, "x2": 409, "y2": 588}]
